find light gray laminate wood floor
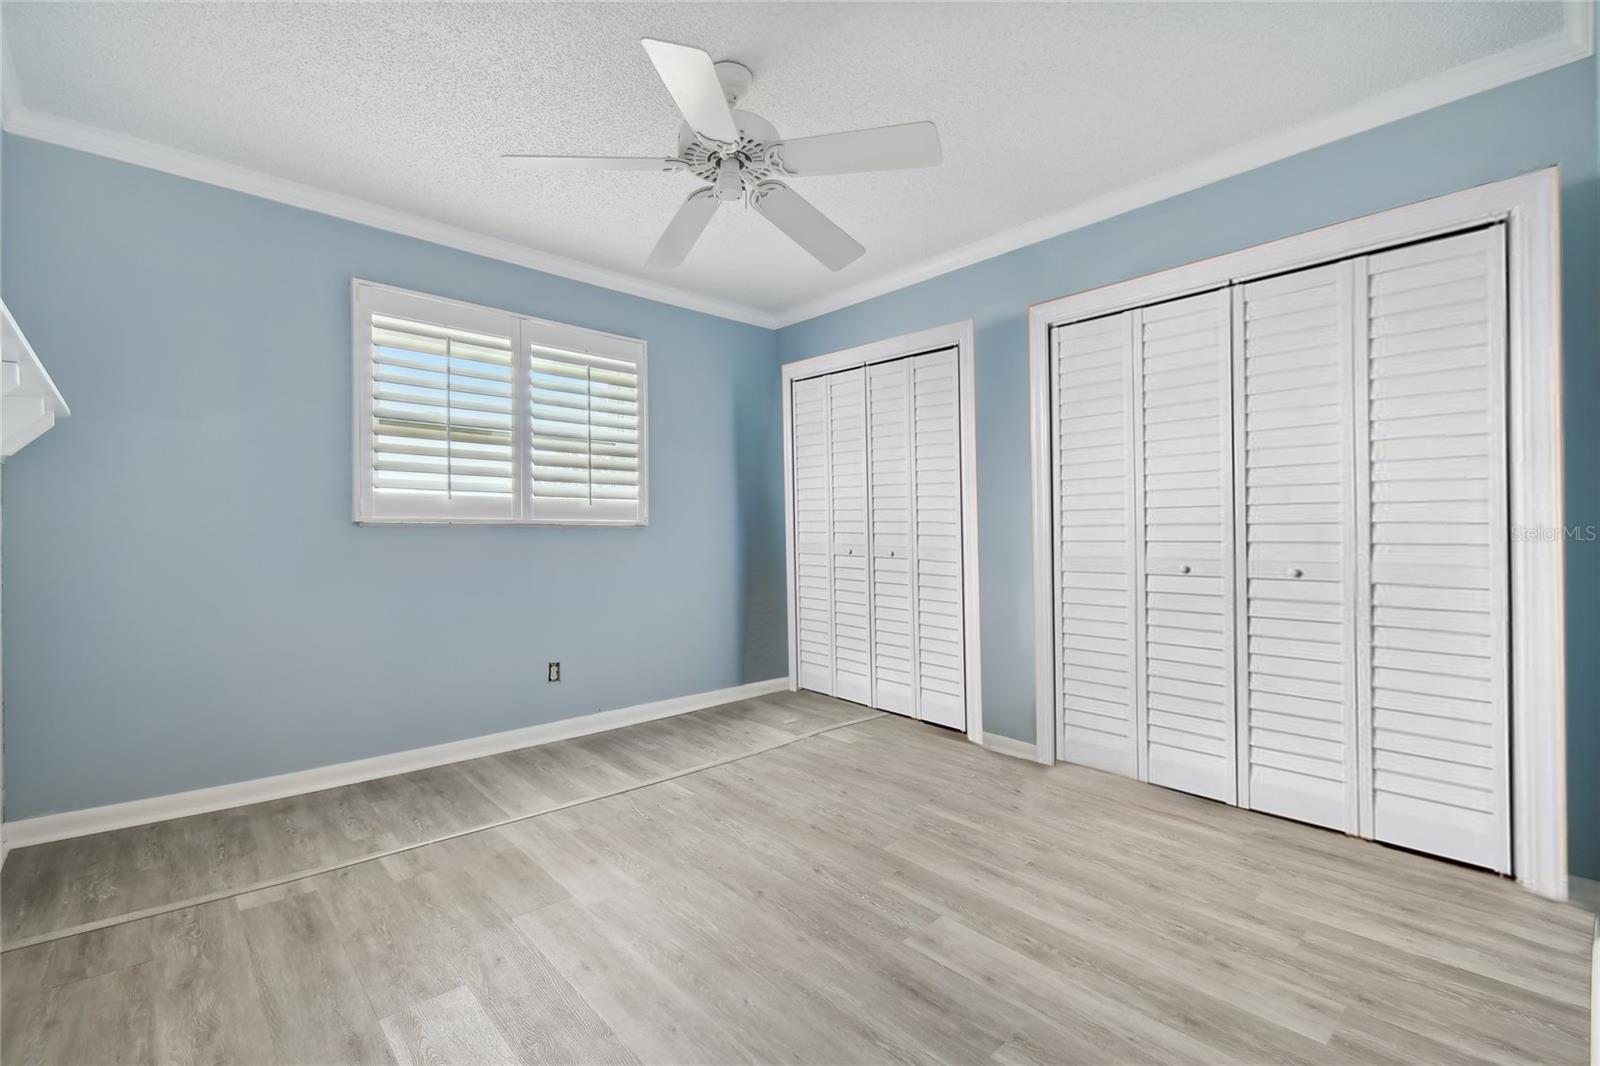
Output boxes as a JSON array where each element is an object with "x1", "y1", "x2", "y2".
[{"x1": 1, "y1": 689, "x2": 1592, "y2": 1064}]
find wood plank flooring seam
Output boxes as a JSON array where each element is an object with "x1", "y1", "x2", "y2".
[{"x1": 0, "y1": 710, "x2": 888, "y2": 955}]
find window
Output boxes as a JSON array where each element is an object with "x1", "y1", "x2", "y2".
[{"x1": 353, "y1": 281, "x2": 647, "y2": 524}]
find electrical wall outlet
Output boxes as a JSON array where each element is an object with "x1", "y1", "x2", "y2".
[{"x1": 547, "y1": 661, "x2": 560, "y2": 683}]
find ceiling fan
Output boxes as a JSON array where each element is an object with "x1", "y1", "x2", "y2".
[{"x1": 502, "y1": 38, "x2": 942, "y2": 272}]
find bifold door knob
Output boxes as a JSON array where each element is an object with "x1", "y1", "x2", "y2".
[
  {"x1": 1179, "y1": 564, "x2": 1192, "y2": 575},
  {"x1": 889, "y1": 550, "x2": 896, "y2": 557},
  {"x1": 1287, "y1": 567, "x2": 1304, "y2": 578}
]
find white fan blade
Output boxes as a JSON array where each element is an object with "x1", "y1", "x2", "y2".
[
  {"x1": 641, "y1": 38, "x2": 739, "y2": 143},
  {"x1": 774, "y1": 121, "x2": 941, "y2": 176},
  {"x1": 751, "y1": 181, "x2": 864, "y2": 271},
  {"x1": 647, "y1": 188, "x2": 720, "y2": 268},
  {"x1": 502, "y1": 155, "x2": 677, "y2": 171}
]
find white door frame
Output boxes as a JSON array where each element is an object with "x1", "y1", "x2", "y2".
[
  {"x1": 1027, "y1": 168, "x2": 1566, "y2": 898},
  {"x1": 783, "y1": 321, "x2": 984, "y2": 745}
]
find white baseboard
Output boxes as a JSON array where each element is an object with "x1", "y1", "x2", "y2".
[
  {"x1": 3, "y1": 678, "x2": 788, "y2": 849},
  {"x1": 983, "y1": 732, "x2": 1037, "y2": 761},
  {"x1": 1564, "y1": 873, "x2": 1599, "y2": 1065},
  {"x1": 1591, "y1": 913, "x2": 1599, "y2": 1066},
  {"x1": 1569, "y1": 875, "x2": 1600, "y2": 914}
]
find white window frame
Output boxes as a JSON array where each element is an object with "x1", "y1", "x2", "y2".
[
  {"x1": 352, "y1": 280, "x2": 649, "y2": 526},
  {"x1": 1027, "y1": 168, "x2": 1565, "y2": 899}
]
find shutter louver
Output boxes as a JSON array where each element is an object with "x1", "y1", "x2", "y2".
[
  {"x1": 370, "y1": 312, "x2": 516, "y2": 518},
  {"x1": 528, "y1": 345, "x2": 643, "y2": 521}
]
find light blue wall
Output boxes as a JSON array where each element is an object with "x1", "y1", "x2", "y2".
[
  {"x1": 777, "y1": 58, "x2": 1600, "y2": 876},
  {"x1": 0, "y1": 135, "x2": 786, "y2": 820},
  {"x1": 5, "y1": 55, "x2": 1598, "y2": 874}
]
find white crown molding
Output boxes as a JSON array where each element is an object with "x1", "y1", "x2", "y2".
[
  {"x1": 1, "y1": 106, "x2": 780, "y2": 329},
  {"x1": 4, "y1": 677, "x2": 788, "y2": 848},
  {"x1": 0, "y1": 47, "x2": 777, "y2": 329},
  {"x1": 0, "y1": 12, "x2": 1590, "y2": 334},
  {"x1": 771, "y1": 12, "x2": 1594, "y2": 328}
]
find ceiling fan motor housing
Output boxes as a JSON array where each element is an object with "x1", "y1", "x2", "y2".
[{"x1": 678, "y1": 108, "x2": 781, "y2": 204}]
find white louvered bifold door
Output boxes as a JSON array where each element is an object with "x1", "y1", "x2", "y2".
[
  {"x1": 792, "y1": 375, "x2": 834, "y2": 695},
  {"x1": 1235, "y1": 263, "x2": 1359, "y2": 832},
  {"x1": 868, "y1": 358, "x2": 915, "y2": 716},
  {"x1": 828, "y1": 368, "x2": 874, "y2": 706},
  {"x1": 1139, "y1": 292, "x2": 1236, "y2": 802},
  {"x1": 796, "y1": 351, "x2": 968, "y2": 726},
  {"x1": 910, "y1": 349, "x2": 966, "y2": 729},
  {"x1": 1053, "y1": 313, "x2": 1139, "y2": 776},
  {"x1": 1355, "y1": 226, "x2": 1510, "y2": 872}
]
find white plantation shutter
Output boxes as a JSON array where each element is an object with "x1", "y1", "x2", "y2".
[
  {"x1": 528, "y1": 344, "x2": 643, "y2": 523},
  {"x1": 1355, "y1": 227, "x2": 1510, "y2": 871},
  {"x1": 354, "y1": 282, "x2": 647, "y2": 525},
  {"x1": 1052, "y1": 312, "x2": 1139, "y2": 777},
  {"x1": 1138, "y1": 291, "x2": 1236, "y2": 803},
  {"x1": 1235, "y1": 261, "x2": 1359, "y2": 833},
  {"x1": 360, "y1": 288, "x2": 518, "y2": 521}
]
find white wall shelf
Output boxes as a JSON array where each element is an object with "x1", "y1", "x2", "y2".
[{"x1": 1, "y1": 300, "x2": 69, "y2": 457}]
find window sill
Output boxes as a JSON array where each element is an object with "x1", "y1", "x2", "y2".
[{"x1": 353, "y1": 516, "x2": 648, "y2": 527}]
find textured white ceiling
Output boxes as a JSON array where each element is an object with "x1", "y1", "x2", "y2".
[{"x1": 2, "y1": 2, "x2": 1571, "y2": 319}]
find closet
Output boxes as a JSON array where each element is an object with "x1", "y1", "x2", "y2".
[
  {"x1": 1048, "y1": 225, "x2": 1511, "y2": 872},
  {"x1": 790, "y1": 346, "x2": 968, "y2": 731}
]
